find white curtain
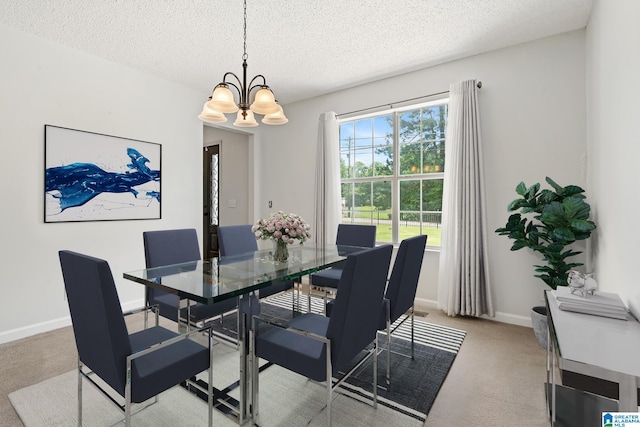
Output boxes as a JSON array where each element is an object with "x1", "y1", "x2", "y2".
[
  {"x1": 314, "y1": 112, "x2": 341, "y2": 246},
  {"x1": 437, "y1": 80, "x2": 494, "y2": 317}
]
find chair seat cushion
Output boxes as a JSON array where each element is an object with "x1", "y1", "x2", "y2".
[
  {"x1": 150, "y1": 292, "x2": 237, "y2": 323},
  {"x1": 189, "y1": 297, "x2": 237, "y2": 322},
  {"x1": 288, "y1": 313, "x2": 329, "y2": 336},
  {"x1": 129, "y1": 326, "x2": 209, "y2": 403},
  {"x1": 259, "y1": 279, "x2": 295, "y2": 299},
  {"x1": 310, "y1": 267, "x2": 342, "y2": 289},
  {"x1": 256, "y1": 314, "x2": 329, "y2": 382}
]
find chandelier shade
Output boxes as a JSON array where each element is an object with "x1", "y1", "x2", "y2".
[
  {"x1": 198, "y1": 0, "x2": 286, "y2": 128},
  {"x1": 208, "y1": 85, "x2": 240, "y2": 113},
  {"x1": 198, "y1": 100, "x2": 228, "y2": 123},
  {"x1": 262, "y1": 104, "x2": 289, "y2": 125},
  {"x1": 233, "y1": 109, "x2": 259, "y2": 127},
  {"x1": 250, "y1": 87, "x2": 279, "y2": 115}
]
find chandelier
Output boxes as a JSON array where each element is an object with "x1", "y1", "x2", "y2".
[{"x1": 198, "y1": 0, "x2": 288, "y2": 127}]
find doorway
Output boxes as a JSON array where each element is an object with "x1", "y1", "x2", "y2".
[{"x1": 203, "y1": 144, "x2": 219, "y2": 258}]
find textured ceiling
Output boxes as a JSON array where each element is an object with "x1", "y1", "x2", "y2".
[{"x1": 0, "y1": 0, "x2": 593, "y2": 104}]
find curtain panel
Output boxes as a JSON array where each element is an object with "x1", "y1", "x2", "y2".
[
  {"x1": 437, "y1": 80, "x2": 494, "y2": 318},
  {"x1": 314, "y1": 112, "x2": 341, "y2": 246}
]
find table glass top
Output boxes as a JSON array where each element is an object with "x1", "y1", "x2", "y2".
[{"x1": 123, "y1": 243, "x2": 362, "y2": 304}]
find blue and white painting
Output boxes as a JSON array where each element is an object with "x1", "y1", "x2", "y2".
[{"x1": 45, "y1": 125, "x2": 161, "y2": 222}]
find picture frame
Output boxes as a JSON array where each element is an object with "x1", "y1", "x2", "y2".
[{"x1": 44, "y1": 125, "x2": 161, "y2": 223}]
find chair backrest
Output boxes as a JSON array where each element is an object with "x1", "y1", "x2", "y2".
[
  {"x1": 326, "y1": 244, "x2": 393, "y2": 372},
  {"x1": 218, "y1": 225, "x2": 258, "y2": 256},
  {"x1": 142, "y1": 229, "x2": 201, "y2": 308},
  {"x1": 143, "y1": 228, "x2": 201, "y2": 267},
  {"x1": 385, "y1": 235, "x2": 428, "y2": 323},
  {"x1": 59, "y1": 250, "x2": 131, "y2": 395},
  {"x1": 336, "y1": 224, "x2": 377, "y2": 248}
]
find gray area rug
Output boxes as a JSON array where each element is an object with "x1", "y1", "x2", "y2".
[
  {"x1": 214, "y1": 293, "x2": 466, "y2": 422},
  {"x1": 9, "y1": 294, "x2": 465, "y2": 426}
]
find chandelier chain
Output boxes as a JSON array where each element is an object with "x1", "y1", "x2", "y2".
[
  {"x1": 242, "y1": 0, "x2": 248, "y2": 61},
  {"x1": 198, "y1": 0, "x2": 287, "y2": 126}
]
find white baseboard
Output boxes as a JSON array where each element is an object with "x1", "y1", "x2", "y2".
[
  {"x1": 1, "y1": 295, "x2": 535, "y2": 345},
  {"x1": 414, "y1": 297, "x2": 533, "y2": 328},
  {"x1": 0, "y1": 299, "x2": 145, "y2": 345},
  {"x1": 0, "y1": 316, "x2": 72, "y2": 345}
]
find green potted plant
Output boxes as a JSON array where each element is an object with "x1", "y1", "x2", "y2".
[{"x1": 495, "y1": 177, "x2": 596, "y2": 347}]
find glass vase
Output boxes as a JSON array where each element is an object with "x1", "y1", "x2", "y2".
[{"x1": 273, "y1": 239, "x2": 289, "y2": 262}]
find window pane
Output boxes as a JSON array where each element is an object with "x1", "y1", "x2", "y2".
[
  {"x1": 353, "y1": 182, "x2": 371, "y2": 216},
  {"x1": 399, "y1": 142, "x2": 421, "y2": 175},
  {"x1": 373, "y1": 144, "x2": 392, "y2": 176},
  {"x1": 373, "y1": 115, "x2": 393, "y2": 147},
  {"x1": 353, "y1": 147, "x2": 372, "y2": 177},
  {"x1": 341, "y1": 182, "x2": 353, "y2": 221},
  {"x1": 399, "y1": 178, "x2": 421, "y2": 242},
  {"x1": 399, "y1": 110, "x2": 421, "y2": 143},
  {"x1": 399, "y1": 180, "x2": 420, "y2": 212},
  {"x1": 422, "y1": 179, "x2": 443, "y2": 247},
  {"x1": 372, "y1": 180, "x2": 391, "y2": 242},
  {"x1": 372, "y1": 181, "x2": 391, "y2": 212},
  {"x1": 340, "y1": 151, "x2": 352, "y2": 178},
  {"x1": 422, "y1": 140, "x2": 445, "y2": 173},
  {"x1": 422, "y1": 179, "x2": 443, "y2": 211},
  {"x1": 340, "y1": 122, "x2": 354, "y2": 150},
  {"x1": 354, "y1": 119, "x2": 373, "y2": 148},
  {"x1": 372, "y1": 114, "x2": 393, "y2": 177}
]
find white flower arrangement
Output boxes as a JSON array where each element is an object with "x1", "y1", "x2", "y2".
[{"x1": 252, "y1": 211, "x2": 311, "y2": 244}]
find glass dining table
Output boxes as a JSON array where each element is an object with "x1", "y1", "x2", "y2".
[{"x1": 123, "y1": 242, "x2": 360, "y2": 425}]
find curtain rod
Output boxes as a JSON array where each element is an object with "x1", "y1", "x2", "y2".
[{"x1": 336, "y1": 80, "x2": 482, "y2": 118}]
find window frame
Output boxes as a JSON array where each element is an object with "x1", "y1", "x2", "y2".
[{"x1": 339, "y1": 96, "x2": 448, "y2": 248}]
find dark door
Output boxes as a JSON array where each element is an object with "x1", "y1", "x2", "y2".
[{"x1": 203, "y1": 145, "x2": 219, "y2": 258}]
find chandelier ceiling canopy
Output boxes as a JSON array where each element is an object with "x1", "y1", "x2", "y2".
[{"x1": 198, "y1": 0, "x2": 287, "y2": 128}]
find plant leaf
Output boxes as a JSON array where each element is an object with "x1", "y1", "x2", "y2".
[
  {"x1": 561, "y1": 184, "x2": 586, "y2": 197},
  {"x1": 546, "y1": 177, "x2": 562, "y2": 192},
  {"x1": 570, "y1": 219, "x2": 596, "y2": 232}
]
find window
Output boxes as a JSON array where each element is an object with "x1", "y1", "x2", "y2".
[{"x1": 339, "y1": 99, "x2": 447, "y2": 247}]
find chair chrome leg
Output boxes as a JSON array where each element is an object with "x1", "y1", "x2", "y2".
[
  {"x1": 125, "y1": 359, "x2": 132, "y2": 427},
  {"x1": 292, "y1": 284, "x2": 296, "y2": 313},
  {"x1": 77, "y1": 359, "x2": 82, "y2": 427},
  {"x1": 373, "y1": 336, "x2": 378, "y2": 409},
  {"x1": 208, "y1": 329, "x2": 213, "y2": 427},
  {"x1": 250, "y1": 317, "x2": 261, "y2": 426},
  {"x1": 386, "y1": 316, "x2": 391, "y2": 389},
  {"x1": 326, "y1": 340, "x2": 332, "y2": 427},
  {"x1": 410, "y1": 306, "x2": 415, "y2": 360}
]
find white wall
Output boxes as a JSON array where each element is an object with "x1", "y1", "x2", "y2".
[
  {"x1": 203, "y1": 126, "x2": 253, "y2": 226},
  {"x1": 0, "y1": 22, "x2": 606, "y2": 343},
  {"x1": 586, "y1": 0, "x2": 640, "y2": 317},
  {"x1": 258, "y1": 30, "x2": 587, "y2": 325},
  {"x1": 0, "y1": 25, "x2": 205, "y2": 343}
]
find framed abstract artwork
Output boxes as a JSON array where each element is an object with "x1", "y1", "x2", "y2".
[{"x1": 44, "y1": 125, "x2": 161, "y2": 223}]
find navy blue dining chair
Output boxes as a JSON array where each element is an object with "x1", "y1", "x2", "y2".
[
  {"x1": 143, "y1": 229, "x2": 237, "y2": 340},
  {"x1": 378, "y1": 234, "x2": 427, "y2": 388},
  {"x1": 142, "y1": 228, "x2": 238, "y2": 346},
  {"x1": 251, "y1": 244, "x2": 393, "y2": 427},
  {"x1": 59, "y1": 250, "x2": 213, "y2": 427},
  {"x1": 309, "y1": 223, "x2": 377, "y2": 312},
  {"x1": 325, "y1": 234, "x2": 427, "y2": 389},
  {"x1": 218, "y1": 224, "x2": 295, "y2": 301}
]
